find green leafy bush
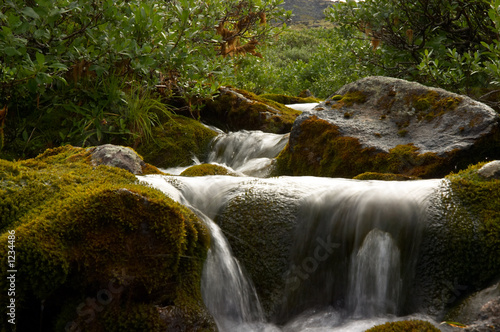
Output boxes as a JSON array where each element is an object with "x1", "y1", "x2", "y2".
[
  {"x1": 325, "y1": 0, "x2": 500, "y2": 99},
  {"x1": 0, "y1": 0, "x2": 290, "y2": 158},
  {"x1": 233, "y1": 27, "x2": 379, "y2": 98}
]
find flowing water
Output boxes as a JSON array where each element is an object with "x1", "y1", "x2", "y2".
[{"x1": 139, "y1": 128, "x2": 450, "y2": 332}]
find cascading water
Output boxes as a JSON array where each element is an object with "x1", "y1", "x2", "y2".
[
  {"x1": 348, "y1": 229, "x2": 402, "y2": 318},
  {"x1": 139, "y1": 128, "x2": 449, "y2": 331},
  {"x1": 163, "y1": 130, "x2": 288, "y2": 177},
  {"x1": 138, "y1": 176, "x2": 265, "y2": 331}
]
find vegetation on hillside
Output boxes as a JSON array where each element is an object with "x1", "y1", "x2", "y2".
[
  {"x1": 1, "y1": 0, "x2": 500, "y2": 160},
  {"x1": 0, "y1": 0, "x2": 290, "y2": 159}
]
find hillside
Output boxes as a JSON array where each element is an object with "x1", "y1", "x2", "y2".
[{"x1": 282, "y1": 0, "x2": 334, "y2": 23}]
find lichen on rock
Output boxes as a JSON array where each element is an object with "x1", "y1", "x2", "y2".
[{"x1": 0, "y1": 146, "x2": 214, "y2": 331}]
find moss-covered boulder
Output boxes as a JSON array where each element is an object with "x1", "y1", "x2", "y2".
[
  {"x1": 135, "y1": 113, "x2": 218, "y2": 168},
  {"x1": 201, "y1": 87, "x2": 302, "y2": 134},
  {"x1": 180, "y1": 163, "x2": 235, "y2": 177},
  {"x1": 411, "y1": 161, "x2": 500, "y2": 316},
  {"x1": 275, "y1": 76, "x2": 500, "y2": 178},
  {"x1": 213, "y1": 179, "x2": 307, "y2": 318},
  {"x1": 0, "y1": 146, "x2": 214, "y2": 331}
]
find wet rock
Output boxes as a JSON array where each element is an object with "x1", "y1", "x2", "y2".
[
  {"x1": 275, "y1": 76, "x2": 500, "y2": 178},
  {"x1": 445, "y1": 282, "x2": 500, "y2": 331},
  {"x1": 478, "y1": 160, "x2": 500, "y2": 179}
]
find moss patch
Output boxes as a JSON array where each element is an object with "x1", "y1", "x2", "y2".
[
  {"x1": 408, "y1": 91, "x2": 463, "y2": 121},
  {"x1": 0, "y1": 146, "x2": 213, "y2": 331},
  {"x1": 136, "y1": 114, "x2": 218, "y2": 168},
  {"x1": 353, "y1": 172, "x2": 419, "y2": 181},
  {"x1": 274, "y1": 116, "x2": 448, "y2": 178},
  {"x1": 258, "y1": 93, "x2": 321, "y2": 104},
  {"x1": 365, "y1": 319, "x2": 440, "y2": 332},
  {"x1": 445, "y1": 163, "x2": 500, "y2": 284},
  {"x1": 180, "y1": 163, "x2": 233, "y2": 177},
  {"x1": 329, "y1": 91, "x2": 367, "y2": 110}
]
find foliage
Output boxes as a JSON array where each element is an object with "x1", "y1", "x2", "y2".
[
  {"x1": 233, "y1": 27, "x2": 380, "y2": 98},
  {"x1": 0, "y1": 0, "x2": 289, "y2": 158},
  {"x1": 326, "y1": 0, "x2": 500, "y2": 97}
]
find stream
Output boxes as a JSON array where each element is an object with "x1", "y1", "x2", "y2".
[{"x1": 138, "y1": 124, "x2": 453, "y2": 331}]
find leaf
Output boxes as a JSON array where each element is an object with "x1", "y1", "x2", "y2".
[
  {"x1": 3, "y1": 47, "x2": 21, "y2": 57},
  {"x1": 36, "y1": 52, "x2": 45, "y2": 66},
  {"x1": 22, "y1": 7, "x2": 40, "y2": 20}
]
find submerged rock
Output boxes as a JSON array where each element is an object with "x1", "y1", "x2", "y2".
[
  {"x1": 202, "y1": 87, "x2": 302, "y2": 134},
  {"x1": 275, "y1": 76, "x2": 500, "y2": 178},
  {"x1": 0, "y1": 146, "x2": 214, "y2": 331}
]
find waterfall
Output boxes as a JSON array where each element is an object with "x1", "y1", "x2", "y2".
[
  {"x1": 207, "y1": 130, "x2": 289, "y2": 177},
  {"x1": 278, "y1": 179, "x2": 437, "y2": 323},
  {"x1": 138, "y1": 176, "x2": 265, "y2": 331},
  {"x1": 139, "y1": 127, "x2": 447, "y2": 331},
  {"x1": 348, "y1": 229, "x2": 402, "y2": 317}
]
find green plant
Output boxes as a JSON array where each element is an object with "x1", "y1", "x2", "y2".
[
  {"x1": 0, "y1": 0, "x2": 290, "y2": 159},
  {"x1": 325, "y1": 0, "x2": 500, "y2": 96},
  {"x1": 233, "y1": 27, "x2": 378, "y2": 98}
]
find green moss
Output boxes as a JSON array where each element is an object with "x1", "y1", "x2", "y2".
[
  {"x1": 274, "y1": 116, "x2": 448, "y2": 178},
  {"x1": 0, "y1": 146, "x2": 213, "y2": 331},
  {"x1": 398, "y1": 129, "x2": 408, "y2": 137},
  {"x1": 409, "y1": 91, "x2": 463, "y2": 121},
  {"x1": 365, "y1": 319, "x2": 440, "y2": 332},
  {"x1": 443, "y1": 163, "x2": 500, "y2": 284},
  {"x1": 259, "y1": 93, "x2": 321, "y2": 104},
  {"x1": 136, "y1": 114, "x2": 218, "y2": 168},
  {"x1": 180, "y1": 163, "x2": 233, "y2": 176},
  {"x1": 202, "y1": 88, "x2": 302, "y2": 134},
  {"x1": 353, "y1": 172, "x2": 419, "y2": 181},
  {"x1": 330, "y1": 91, "x2": 367, "y2": 110}
]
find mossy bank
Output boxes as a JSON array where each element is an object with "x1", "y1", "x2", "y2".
[
  {"x1": 0, "y1": 146, "x2": 215, "y2": 331},
  {"x1": 411, "y1": 161, "x2": 500, "y2": 316}
]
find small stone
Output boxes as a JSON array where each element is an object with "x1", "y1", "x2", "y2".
[
  {"x1": 90, "y1": 144, "x2": 146, "y2": 174},
  {"x1": 477, "y1": 160, "x2": 500, "y2": 179}
]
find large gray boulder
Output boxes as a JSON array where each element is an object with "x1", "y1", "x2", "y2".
[{"x1": 275, "y1": 76, "x2": 500, "y2": 178}]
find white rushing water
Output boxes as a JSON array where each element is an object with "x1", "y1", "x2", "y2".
[
  {"x1": 140, "y1": 174, "x2": 446, "y2": 331},
  {"x1": 163, "y1": 130, "x2": 288, "y2": 177},
  {"x1": 139, "y1": 127, "x2": 451, "y2": 332}
]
